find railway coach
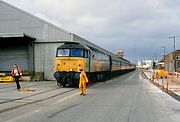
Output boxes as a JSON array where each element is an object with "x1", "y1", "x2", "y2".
[{"x1": 54, "y1": 42, "x2": 135, "y2": 87}]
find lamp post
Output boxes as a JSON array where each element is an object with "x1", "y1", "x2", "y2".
[
  {"x1": 169, "y1": 36, "x2": 176, "y2": 52},
  {"x1": 161, "y1": 46, "x2": 165, "y2": 61},
  {"x1": 169, "y1": 36, "x2": 176, "y2": 72}
]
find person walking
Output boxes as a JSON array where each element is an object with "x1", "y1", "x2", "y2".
[
  {"x1": 79, "y1": 68, "x2": 88, "y2": 96},
  {"x1": 11, "y1": 64, "x2": 22, "y2": 90}
]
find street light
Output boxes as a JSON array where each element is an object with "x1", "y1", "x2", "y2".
[
  {"x1": 161, "y1": 46, "x2": 165, "y2": 61},
  {"x1": 169, "y1": 36, "x2": 176, "y2": 52}
]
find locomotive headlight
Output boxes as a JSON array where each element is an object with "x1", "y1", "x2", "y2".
[
  {"x1": 57, "y1": 61, "x2": 61, "y2": 66},
  {"x1": 70, "y1": 68, "x2": 73, "y2": 71}
]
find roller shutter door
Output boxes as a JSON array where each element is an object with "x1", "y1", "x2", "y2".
[{"x1": 0, "y1": 45, "x2": 28, "y2": 71}]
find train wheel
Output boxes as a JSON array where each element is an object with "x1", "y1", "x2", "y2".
[
  {"x1": 62, "y1": 76, "x2": 67, "y2": 87},
  {"x1": 75, "y1": 80, "x2": 79, "y2": 88},
  {"x1": 57, "y1": 80, "x2": 64, "y2": 87},
  {"x1": 57, "y1": 81, "x2": 61, "y2": 86},
  {"x1": 94, "y1": 74, "x2": 98, "y2": 82}
]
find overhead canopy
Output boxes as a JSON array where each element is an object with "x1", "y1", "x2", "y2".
[
  {"x1": 0, "y1": 33, "x2": 36, "y2": 46},
  {"x1": 0, "y1": 33, "x2": 36, "y2": 72}
]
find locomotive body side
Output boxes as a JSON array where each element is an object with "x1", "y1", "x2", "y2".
[
  {"x1": 111, "y1": 56, "x2": 136, "y2": 76},
  {"x1": 87, "y1": 46, "x2": 111, "y2": 82}
]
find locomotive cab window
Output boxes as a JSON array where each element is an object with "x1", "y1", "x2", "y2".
[
  {"x1": 70, "y1": 49, "x2": 83, "y2": 57},
  {"x1": 57, "y1": 48, "x2": 89, "y2": 58},
  {"x1": 57, "y1": 49, "x2": 69, "y2": 56}
]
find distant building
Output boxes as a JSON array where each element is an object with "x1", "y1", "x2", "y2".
[
  {"x1": 137, "y1": 59, "x2": 159, "y2": 69},
  {"x1": 164, "y1": 50, "x2": 180, "y2": 73},
  {"x1": 116, "y1": 50, "x2": 124, "y2": 58},
  {"x1": 142, "y1": 60, "x2": 153, "y2": 69}
]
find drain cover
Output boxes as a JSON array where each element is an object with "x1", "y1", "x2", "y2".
[{"x1": 19, "y1": 89, "x2": 36, "y2": 92}]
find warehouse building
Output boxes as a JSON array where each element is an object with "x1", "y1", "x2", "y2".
[
  {"x1": 0, "y1": 1, "x2": 110, "y2": 80},
  {"x1": 164, "y1": 50, "x2": 180, "y2": 73}
]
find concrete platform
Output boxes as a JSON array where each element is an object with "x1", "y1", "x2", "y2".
[{"x1": 142, "y1": 69, "x2": 180, "y2": 97}]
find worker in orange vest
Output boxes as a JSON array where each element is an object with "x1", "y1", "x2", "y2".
[
  {"x1": 11, "y1": 64, "x2": 22, "y2": 90},
  {"x1": 79, "y1": 68, "x2": 88, "y2": 96}
]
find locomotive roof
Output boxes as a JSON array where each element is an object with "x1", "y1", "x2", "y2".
[
  {"x1": 57, "y1": 42, "x2": 89, "y2": 50},
  {"x1": 57, "y1": 41, "x2": 132, "y2": 64}
]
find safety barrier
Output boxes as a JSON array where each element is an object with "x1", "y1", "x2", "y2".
[
  {"x1": 0, "y1": 76, "x2": 14, "y2": 82},
  {"x1": 0, "y1": 76, "x2": 30, "y2": 82}
]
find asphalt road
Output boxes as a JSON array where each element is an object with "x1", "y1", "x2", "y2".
[{"x1": 0, "y1": 70, "x2": 180, "y2": 122}]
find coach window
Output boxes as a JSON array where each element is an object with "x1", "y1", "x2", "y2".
[
  {"x1": 91, "y1": 47, "x2": 96, "y2": 52},
  {"x1": 120, "y1": 61, "x2": 122, "y2": 66},
  {"x1": 94, "y1": 48, "x2": 98, "y2": 53}
]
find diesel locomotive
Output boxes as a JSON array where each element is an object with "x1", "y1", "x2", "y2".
[{"x1": 54, "y1": 42, "x2": 135, "y2": 87}]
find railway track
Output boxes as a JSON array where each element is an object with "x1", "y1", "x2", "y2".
[{"x1": 0, "y1": 88, "x2": 77, "y2": 114}]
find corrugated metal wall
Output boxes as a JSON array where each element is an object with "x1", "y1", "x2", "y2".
[
  {"x1": 34, "y1": 43, "x2": 63, "y2": 80},
  {"x1": 0, "y1": 45, "x2": 28, "y2": 71}
]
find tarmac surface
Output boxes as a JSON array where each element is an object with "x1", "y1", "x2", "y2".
[{"x1": 0, "y1": 70, "x2": 180, "y2": 122}]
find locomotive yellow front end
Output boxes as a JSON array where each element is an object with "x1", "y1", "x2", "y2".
[
  {"x1": 54, "y1": 42, "x2": 89, "y2": 87},
  {"x1": 56, "y1": 57, "x2": 85, "y2": 72}
]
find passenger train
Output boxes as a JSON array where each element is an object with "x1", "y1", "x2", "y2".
[{"x1": 54, "y1": 42, "x2": 136, "y2": 87}]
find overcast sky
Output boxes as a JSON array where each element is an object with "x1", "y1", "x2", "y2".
[{"x1": 4, "y1": 0, "x2": 180, "y2": 63}]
